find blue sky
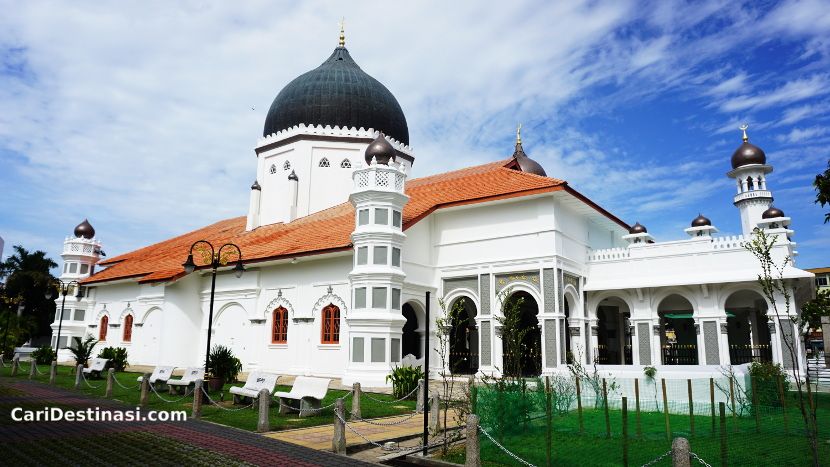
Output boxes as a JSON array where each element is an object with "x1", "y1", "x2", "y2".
[{"x1": 0, "y1": 0, "x2": 828, "y2": 270}]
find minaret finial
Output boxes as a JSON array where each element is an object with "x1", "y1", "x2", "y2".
[
  {"x1": 740, "y1": 123, "x2": 749, "y2": 142},
  {"x1": 516, "y1": 123, "x2": 522, "y2": 145},
  {"x1": 338, "y1": 17, "x2": 345, "y2": 47}
]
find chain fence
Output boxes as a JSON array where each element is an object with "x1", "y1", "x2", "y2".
[
  {"x1": 479, "y1": 425, "x2": 536, "y2": 467},
  {"x1": 113, "y1": 375, "x2": 141, "y2": 390},
  {"x1": 149, "y1": 382, "x2": 193, "y2": 403},
  {"x1": 271, "y1": 390, "x2": 353, "y2": 414},
  {"x1": 80, "y1": 370, "x2": 102, "y2": 389},
  {"x1": 689, "y1": 451, "x2": 713, "y2": 467},
  {"x1": 200, "y1": 387, "x2": 256, "y2": 412},
  {"x1": 362, "y1": 384, "x2": 419, "y2": 404},
  {"x1": 641, "y1": 450, "x2": 671, "y2": 466},
  {"x1": 350, "y1": 409, "x2": 421, "y2": 426}
]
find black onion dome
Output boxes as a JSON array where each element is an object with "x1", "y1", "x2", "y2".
[
  {"x1": 263, "y1": 47, "x2": 409, "y2": 145},
  {"x1": 762, "y1": 206, "x2": 785, "y2": 219},
  {"x1": 288, "y1": 170, "x2": 298, "y2": 181},
  {"x1": 365, "y1": 133, "x2": 396, "y2": 165},
  {"x1": 74, "y1": 219, "x2": 95, "y2": 239},
  {"x1": 691, "y1": 213, "x2": 712, "y2": 227},
  {"x1": 251, "y1": 180, "x2": 261, "y2": 190},
  {"x1": 629, "y1": 222, "x2": 647, "y2": 234},
  {"x1": 731, "y1": 141, "x2": 766, "y2": 169},
  {"x1": 512, "y1": 142, "x2": 547, "y2": 176}
]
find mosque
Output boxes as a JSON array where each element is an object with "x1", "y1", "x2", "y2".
[{"x1": 51, "y1": 30, "x2": 814, "y2": 386}]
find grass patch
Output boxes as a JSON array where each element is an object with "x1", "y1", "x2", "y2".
[
  {"x1": 442, "y1": 392, "x2": 830, "y2": 466},
  {"x1": 1, "y1": 364, "x2": 415, "y2": 432}
]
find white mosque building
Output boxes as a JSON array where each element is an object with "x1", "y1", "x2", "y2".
[{"x1": 51, "y1": 33, "x2": 814, "y2": 387}]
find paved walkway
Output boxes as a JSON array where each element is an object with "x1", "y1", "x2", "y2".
[{"x1": 0, "y1": 377, "x2": 369, "y2": 466}]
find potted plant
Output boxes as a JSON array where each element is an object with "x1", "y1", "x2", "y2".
[{"x1": 206, "y1": 344, "x2": 241, "y2": 392}]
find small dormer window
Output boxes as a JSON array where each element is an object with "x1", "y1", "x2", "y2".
[
  {"x1": 283, "y1": 160, "x2": 291, "y2": 170},
  {"x1": 270, "y1": 164, "x2": 277, "y2": 174},
  {"x1": 319, "y1": 157, "x2": 330, "y2": 168},
  {"x1": 341, "y1": 159, "x2": 351, "y2": 168}
]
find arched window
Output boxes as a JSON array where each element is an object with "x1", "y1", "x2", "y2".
[
  {"x1": 123, "y1": 315, "x2": 133, "y2": 342},
  {"x1": 99, "y1": 316, "x2": 108, "y2": 341},
  {"x1": 319, "y1": 157, "x2": 330, "y2": 168},
  {"x1": 746, "y1": 176, "x2": 754, "y2": 191},
  {"x1": 321, "y1": 304, "x2": 340, "y2": 344},
  {"x1": 283, "y1": 160, "x2": 291, "y2": 170},
  {"x1": 272, "y1": 306, "x2": 288, "y2": 344},
  {"x1": 341, "y1": 159, "x2": 352, "y2": 168},
  {"x1": 270, "y1": 164, "x2": 277, "y2": 174}
]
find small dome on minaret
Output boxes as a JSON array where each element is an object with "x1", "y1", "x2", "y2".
[
  {"x1": 762, "y1": 206, "x2": 785, "y2": 219},
  {"x1": 365, "y1": 133, "x2": 396, "y2": 165},
  {"x1": 511, "y1": 124, "x2": 547, "y2": 176},
  {"x1": 731, "y1": 124, "x2": 767, "y2": 169},
  {"x1": 288, "y1": 170, "x2": 299, "y2": 181},
  {"x1": 690, "y1": 214, "x2": 712, "y2": 227},
  {"x1": 251, "y1": 180, "x2": 261, "y2": 190},
  {"x1": 628, "y1": 222, "x2": 647, "y2": 234},
  {"x1": 73, "y1": 219, "x2": 95, "y2": 239}
]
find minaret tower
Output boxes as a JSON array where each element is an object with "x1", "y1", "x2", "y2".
[
  {"x1": 61, "y1": 219, "x2": 102, "y2": 281},
  {"x1": 726, "y1": 125, "x2": 774, "y2": 236},
  {"x1": 344, "y1": 134, "x2": 409, "y2": 386}
]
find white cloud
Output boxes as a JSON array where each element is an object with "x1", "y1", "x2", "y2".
[
  {"x1": 719, "y1": 75, "x2": 829, "y2": 112},
  {"x1": 776, "y1": 125, "x2": 830, "y2": 144}
]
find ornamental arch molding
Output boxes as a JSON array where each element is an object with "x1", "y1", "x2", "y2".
[
  {"x1": 589, "y1": 291, "x2": 636, "y2": 320},
  {"x1": 717, "y1": 284, "x2": 773, "y2": 312},
  {"x1": 214, "y1": 301, "x2": 246, "y2": 323},
  {"x1": 563, "y1": 284, "x2": 581, "y2": 314},
  {"x1": 118, "y1": 304, "x2": 135, "y2": 323},
  {"x1": 497, "y1": 283, "x2": 542, "y2": 318},
  {"x1": 139, "y1": 306, "x2": 162, "y2": 325},
  {"x1": 651, "y1": 287, "x2": 700, "y2": 315},
  {"x1": 264, "y1": 293, "x2": 295, "y2": 320},
  {"x1": 443, "y1": 288, "x2": 479, "y2": 317},
  {"x1": 312, "y1": 290, "x2": 348, "y2": 318}
]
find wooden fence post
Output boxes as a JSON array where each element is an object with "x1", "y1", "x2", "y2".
[
  {"x1": 545, "y1": 376, "x2": 552, "y2": 467},
  {"x1": 622, "y1": 397, "x2": 629, "y2": 467},
  {"x1": 576, "y1": 376, "x2": 584, "y2": 434},
  {"x1": 635, "y1": 378, "x2": 642, "y2": 438},
  {"x1": 351, "y1": 382, "x2": 361, "y2": 420},
  {"x1": 191, "y1": 379, "x2": 203, "y2": 419},
  {"x1": 719, "y1": 402, "x2": 728, "y2": 466},
  {"x1": 709, "y1": 377, "x2": 715, "y2": 435},
  {"x1": 662, "y1": 378, "x2": 670, "y2": 440},
  {"x1": 257, "y1": 388, "x2": 271, "y2": 432},
  {"x1": 105, "y1": 368, "x2": 114, "y2": 398},
  {"x1": 333, "y1": 398, "x2": 346, "y2": 455},
  {"x1": 603, "y1": 378, "x2": 611, "y2": 438},
  {"x1": 687, "y1": 379, "x2": 694, "y2": 437},
  {"x1": 466, "y1": 414, "x2": 481, "y2": 467},
  {"x1": 777, "y1": 375, "x2": 788, "y2": 432}
]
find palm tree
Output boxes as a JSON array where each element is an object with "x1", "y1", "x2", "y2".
[{"x1": 0, "y1": 246, "x2": 58, "y2": 352}]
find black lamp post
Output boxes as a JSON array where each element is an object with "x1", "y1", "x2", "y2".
[
  {"x1": 45, "y1": 279, "x2": 83, "y2": 361},
  {"x1": 181, "y1": 240, "x2": 244, "y2": 374}
]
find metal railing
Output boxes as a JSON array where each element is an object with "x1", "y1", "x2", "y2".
[
  {"x1": 661, "y1": 344, "x2": 698, "y2": 365},
  {"x1": 728, "y1": 344, "x2": 772, "y2": 365}
]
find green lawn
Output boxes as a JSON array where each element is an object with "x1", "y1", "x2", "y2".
[
  {"x1": 443, "y1": 392, "x2": 830, "y2": 466},
  {"x1": 2, "y1": 364, "x2": 415, "y2": 432}
]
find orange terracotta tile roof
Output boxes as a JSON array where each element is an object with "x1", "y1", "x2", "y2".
[
  {"x1": 84, "y1": 160, "x2": 620, "y2": 285},
  {"x1": 806, "y1": 267, "x2": 830, "y2": 274}
]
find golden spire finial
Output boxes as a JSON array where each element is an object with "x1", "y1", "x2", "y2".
[
  {"x1": 338, "y1": 17, "x2": 345, "y2": 47},
  {"x1": 740, "y1": 123, "x2": 749, "y2": 142},
  {"x1": 516, "y1": 123, "x2": 522, "y2": 145}
]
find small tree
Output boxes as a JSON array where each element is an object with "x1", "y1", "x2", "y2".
[
  {"x1": 495, "y1": 289, "x2": 531, "y2": 379},
  {"x1": 813, "y1": 158, "x2": 830, "y2": 223},
  {"x1": 68, "y1": 335, "x2": 98, "y2": 368},
  {"x1": 743, "y1": 228, "x2": 819, "y2": 465},
  {"x1": 434, "y1": 296, "x2": 468, "y2": 455}
]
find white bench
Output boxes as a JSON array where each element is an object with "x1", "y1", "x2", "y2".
[
  {"x1": 167, "y1": 367, "x2": 205, "y2": 394},
  {"x1": 228, "y1": 371, "x2": 280, "y2": 404},
  {"x1": 13, "y1": 346, "x2": 36, "y2": 363},
  {"x1": 274, "y1": 376, "x2": 331, "y2": 417},
  {"x1": 82, "y1": 358, "x2": 109, "y2": 379},
  {"x1": 137, "y1": 365, "x2": 176, "y2": 389}
]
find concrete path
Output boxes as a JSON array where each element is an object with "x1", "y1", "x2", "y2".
[{"x1": 0, "y1": 377, "x2": 369, "y2": 466}]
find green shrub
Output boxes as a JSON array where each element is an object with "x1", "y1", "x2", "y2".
[
  {"x1": 748, "y1": 361, "x2": 789, "y2": 408},
  {"x1": 207, "y1": 345, "x2": 242, "y2": 385},
  {"x1": 31, "y1": 346, "x2": 55, "y2": 365},
  {"x1": 386, "y1": 365, "x2": 425, "y2": 399},
  {"x1": 478, "y1": 378, "x2": 545, "y2": 435},
  {"x1": 68, "y1": 335, "x2": 98, "y2": 368},
  {"x1": 97, "y1": 347, "x2": 129, "y2": 372}
]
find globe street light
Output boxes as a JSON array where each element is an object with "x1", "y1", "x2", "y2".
[
  {"x1": 45, "y1": 279, "x2": 83, "y2": 361},
  {"x1": 181, "y1": 240, "x2": 245, "y2": 374}
]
